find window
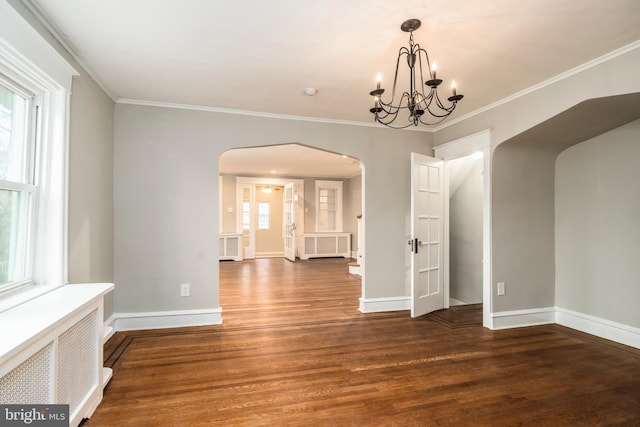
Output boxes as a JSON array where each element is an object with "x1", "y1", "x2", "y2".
[
  {"x1": 0, "y1": 77, "x2": 36, "y2": 291},
  {"x1": 0, "y1": 4, "x2": 74, "y2": 310},
  {"x1": 257, "y1": 202, "x2": 270, "y2": 230},
  {"x1": 315, "y1": 180, "x2": 343, "y2": 232}
]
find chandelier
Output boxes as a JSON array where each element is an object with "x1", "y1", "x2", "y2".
[{"x1": 369, "y1": 19, "x2": 463, "y2": 128}]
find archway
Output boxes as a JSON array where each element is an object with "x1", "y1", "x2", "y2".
[{"x1": 218, "y1": 143, "x2": 364, "y2": 321}]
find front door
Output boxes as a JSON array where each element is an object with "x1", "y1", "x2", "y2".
[
  {"x1": 410, "y1": 153, "x2": 445, "y2": 317},
  {"x1": 283, "y1": 182, "x2": 297, "y2": 262}
]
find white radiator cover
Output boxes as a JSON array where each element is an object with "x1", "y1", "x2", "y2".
[
  {"x1": 219, "y1": 233, "x2": 242, "y2": 261},
  {"x1": 0, "y1": 283, "x2": 113, "y2": 426},
  {"x1": 299, "y1": 233, "x2": 351, "y2": 260}
]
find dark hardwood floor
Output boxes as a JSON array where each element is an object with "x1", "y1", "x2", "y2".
[{"x1": 93, "y1": 258, "x2": 640, "y2": 426}]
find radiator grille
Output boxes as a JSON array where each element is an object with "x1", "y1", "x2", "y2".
[
  {"x1": 225, "y1": 237, "x2": 239, "y2": 256},
  {"x1": 0, "y1": 342, "x2": 53, "y2": 404},
  {"x1": 58, "y1": 310, "x2": 99, "y2": 416},
  {"x1": 305, "y1": 237, "x2": 316, "y2": 254},
  {"x1": 337, "y1": 236, "x2": 348, "y2": 254},
  {"x1": 317, "y1": 237, "x2": 335, "y2": 254}
]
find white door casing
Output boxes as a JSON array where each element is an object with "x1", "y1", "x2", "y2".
[
  {"x1": 239, "y1": 183, "x2": 255, "y2": 259},
  {"x1": 284, "y1": 182, "x2": 296, "y2": 262},
  {"x1": 410, "y1": 153, "x2": 445, "y2": 317},
  {"x1": 236, "y1": 177, "x2": 304, "y2": 261}
]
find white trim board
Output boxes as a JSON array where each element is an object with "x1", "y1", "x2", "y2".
[
  {"x1": 109, "y1": 308, "x2": 222, "y2": 331},
  {"x1": 555, "y1": 307, "x2": 640, "y2": 350},
  {"x1": 118, "y1": 98, "x2": 432, "y2": 132},
  {"x1": 491, "y1": 306, "x2": 640, "y2": 349},
  {"x1": 359, "y1": 296, "x2": 410, "y2": 313},
  {"x1": 105, "y1": 303, "x2": 639, "y2": 350},
  {"x1": 491, "y1": 307, "x2": 556, "y2": 330}
]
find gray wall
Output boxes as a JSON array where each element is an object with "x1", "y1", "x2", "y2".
[
  {"x1": 67, "y1": 74, "x2": 115, "y2": 284},
  {"x1": 492, "y1": 144, "x2": 557, "y2": 312},
  {"x1": 220, "y1": 175, "x2": 236, "y2": 233},
  {"x1": 114, "y1": 104, "x2": 431, "y2": 314},
  {"x1": 449, "y1": 157, "x2": 483, "y2": 304},
  {"x1": 555, "y1": 119, "x2": 640, "y2": 327},
  {"x1": 67, "y1": 72, "x2": 115, "y2": 318}
]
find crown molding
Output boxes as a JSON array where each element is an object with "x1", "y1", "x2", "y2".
[{"x1": 117, "y1": 98, "x2": 434, "y2": 132}]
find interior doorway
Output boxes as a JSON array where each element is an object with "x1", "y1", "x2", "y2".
[
  {"x1": 447, "y1": 152, "x2": 484, "y2": 306},
  {"x1": 434, "y1": 129, "x2": 493, "y2": 328}
]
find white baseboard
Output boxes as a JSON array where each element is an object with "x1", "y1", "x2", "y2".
[
  {"x1": 490, "y1": 306, "x2": 639, "y2": 349},
  {"x1": 359, "y1": 296, "x2": 410, "y2": 313},
  {"x1": 491, "y1": 307, "x2": 555, "y2": 330},
  {"x1": 555, "y1": 307, "x2": 640, "y2": 349},
  {"x1": 109, "y1": 308, "x2": 223, "y2": 331},
  {"x1": 255, "y1": 252, "x2": 284, "y2": 258}
]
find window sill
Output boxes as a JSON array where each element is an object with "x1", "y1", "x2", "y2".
[{"x1": 0, "y1": 282, "x2": 65, "y2": 314}]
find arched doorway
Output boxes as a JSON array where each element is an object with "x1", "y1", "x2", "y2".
[{"x1": 218, "y1": 143, "x2": 364, "y2": 319}]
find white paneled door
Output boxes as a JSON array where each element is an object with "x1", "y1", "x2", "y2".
[{"x1": 410, "y1": 153, "x2": 445, "y2": 317}]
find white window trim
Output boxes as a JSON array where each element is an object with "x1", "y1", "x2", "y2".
[
  {"x1": 0, "y1": 1, "x2": 77, "y2": 312},
  {"x1": 315, "y1": 180, "x2": 343, "y2": 232}
]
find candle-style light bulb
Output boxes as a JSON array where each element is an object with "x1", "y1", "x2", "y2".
[
  {"x1": 431, "y1": 62, "x2": 437, "y2": 79},
  {"x1": 451, "y1": 80, "x2": 457, "y2": 96},
  {"x1": 376, "y1": 73, "x2": 382, "y2": 90}
]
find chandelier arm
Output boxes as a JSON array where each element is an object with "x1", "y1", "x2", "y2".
[
  {"x1": 385, "y1": 47, "x2": 409, "y2": 108},
  {"x1": 414, "y1": 44, "x2": 434, "y2": 84},
  {"x1": 417, "y1": 114, "x2": 450, "y2": 126},
  {"x1": 379, "y1": 91, "x2": 412, "y2": 112},
  {"x1": 375, "y1": 92, "x2": 413, "y2": 125},
  {"x1": 413, "y1": 45, "x2": 432, "y2": 111},
  {"x1": 432, "y1": 89, "x2": 457, "y2": 113}
]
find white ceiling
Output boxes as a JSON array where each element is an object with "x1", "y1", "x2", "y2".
[{"x1": 22, "y1": 0, "x2": 640, "y2": 177}]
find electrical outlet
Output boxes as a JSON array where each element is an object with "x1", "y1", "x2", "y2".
[
  {"x1": 497, "y1": 282, "x2": 505, "y2": 296},
  {"x1": 180, "y1": 283, "x2": 190, "y2": 297}
]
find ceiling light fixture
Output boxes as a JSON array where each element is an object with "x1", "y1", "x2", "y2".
[
  {"x1": 262, "y1": 185, "x2": 272, "y2": 194},
  {"x1": 369, "y1": 19, "x2": 463, "y2": 129}
]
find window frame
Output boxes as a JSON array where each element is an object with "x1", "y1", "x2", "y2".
[
  {"x1": 0, "y1": 73, "x2": 40, "y2": 293},
  {"x1": 0, "y1": 2, "x2": 77, "y2": 312},
  {"x1": 315, "y1": 180, "x2": 343, "y2": 232}
]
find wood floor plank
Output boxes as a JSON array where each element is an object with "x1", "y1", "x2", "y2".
[{"x1": 86, "y1": 258, "x2": 640, "y2": 426}]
